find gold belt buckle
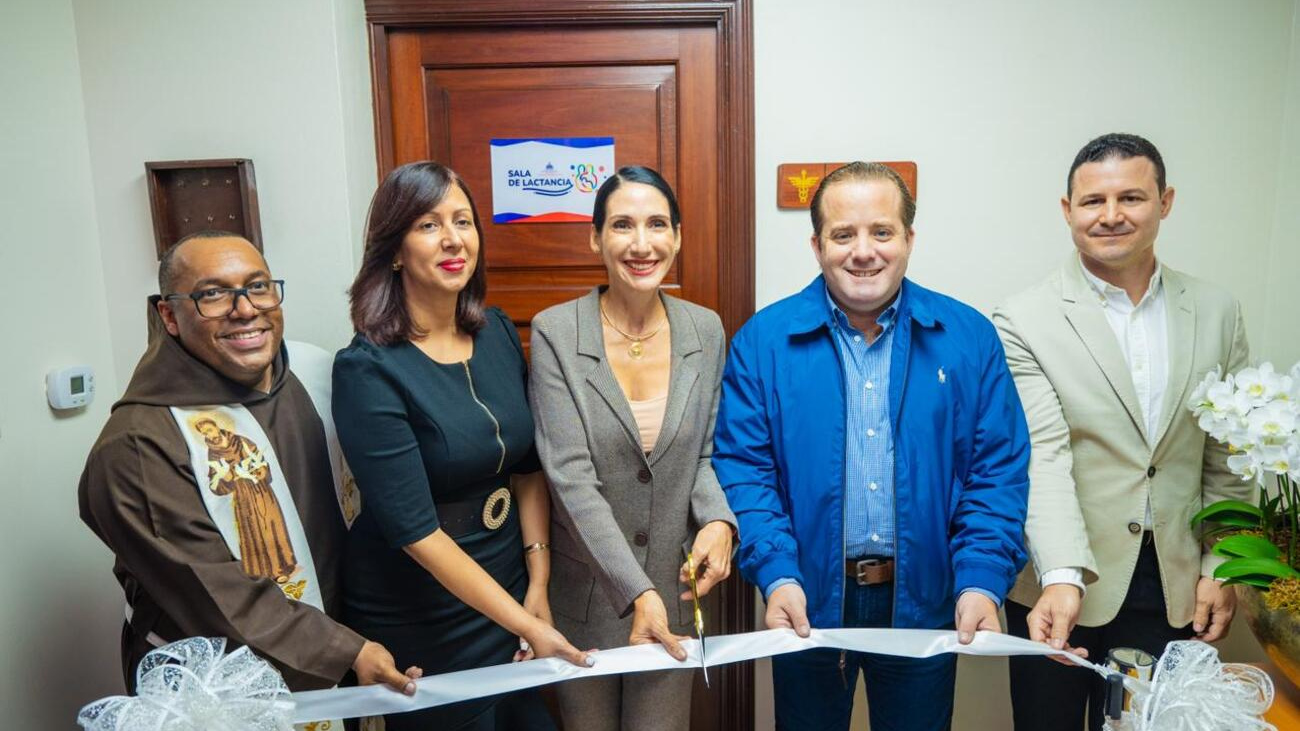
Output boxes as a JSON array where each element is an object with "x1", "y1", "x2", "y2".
[{"x1": 482, "y1": 487, "x2": 512, "y2": 530}]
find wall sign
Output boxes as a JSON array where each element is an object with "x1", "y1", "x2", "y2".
[
  {"x1": 489, "y1": 137, "x2": 616, "y2": 223},
  {"x1": 777, "y1": 161, "x2": 917, "y2": 209}
]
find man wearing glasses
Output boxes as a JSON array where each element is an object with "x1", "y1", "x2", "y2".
[{"x1": 79, "y1": 232, "x2": 418, "y2": 699}]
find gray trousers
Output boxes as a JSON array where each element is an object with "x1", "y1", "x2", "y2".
[{"x1": 555, "y1": 668, "x2": 694, "y2": 731}]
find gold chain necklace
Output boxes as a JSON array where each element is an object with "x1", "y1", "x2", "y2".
[{"x1": 599, "y1": 301, "x2": 666, "y2": 360}]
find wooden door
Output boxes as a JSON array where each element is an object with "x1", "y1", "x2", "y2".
[{"x1": 367, "y1": 2, "x2": 755, "y2": 729}]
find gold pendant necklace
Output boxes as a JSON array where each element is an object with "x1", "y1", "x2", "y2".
[{"x1": 600, "y1": 301, "x2": 666, "y2": 360}]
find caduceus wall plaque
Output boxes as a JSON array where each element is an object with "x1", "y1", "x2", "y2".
[{"x1": 777, "y1": 161, "x2": 917, "y2": 209}]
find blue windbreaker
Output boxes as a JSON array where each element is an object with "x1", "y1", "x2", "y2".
[{"x1": 713, "y1": 277, "x2": 1030, "y2": 629}]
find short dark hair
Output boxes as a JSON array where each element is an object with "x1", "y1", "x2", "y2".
[
  {"x1": 1067, "y1": 133, "x2": 1167, "y2": 198},
  {"x1": 810, "y1": 162, "x2": 916, "y2": 236},
  {"x1": 592, "y1": 165, "x2": 681, "y2": 231},
  {"x1": 349, "y1": 162, "x2": 487, "y2": 346},
  {"x1": 158, "y1": 230, "x2": 247, "y2": 294}
]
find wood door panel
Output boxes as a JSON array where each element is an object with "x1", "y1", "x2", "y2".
[
  {"x1": 370, "y1": 5, "x2": 755, "y2": 727},
  {"x1": 426, "y1": 64, "x2": 678, "y2": 271},
  {"x1": 415, "y1": 26, "x2": 685, "y2": 67},
  {"x1": 490, "y1": 267, "x2": 683, "y2": 327},
  {"x1": 671, "y1": 28, "x2": 719, "y2": 312}
]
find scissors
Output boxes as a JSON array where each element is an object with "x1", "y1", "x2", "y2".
[{"x1": 685, "y1": 550, "x2": 709, "y2": 687}]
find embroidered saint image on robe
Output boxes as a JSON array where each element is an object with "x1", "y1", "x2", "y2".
[{"x1": 194, "y1": 416, "x2": 299, "y2": 583}]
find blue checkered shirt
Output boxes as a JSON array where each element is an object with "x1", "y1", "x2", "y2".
[{"x1": 828, "y1": 292, "x2": 899, "y2": 558}]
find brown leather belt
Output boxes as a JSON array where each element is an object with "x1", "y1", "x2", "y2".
[{"x1": 845, "y1": 557, "x2": 895, "y2": 586}]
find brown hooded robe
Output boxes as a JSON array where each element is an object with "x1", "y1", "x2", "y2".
[{"x1": 78, "y1": 302, "x2": 363, "y2": 692}]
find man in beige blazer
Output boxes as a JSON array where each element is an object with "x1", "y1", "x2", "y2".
[{"x1": 994, "y1": 133, "x2": 1252, "y2": 731}]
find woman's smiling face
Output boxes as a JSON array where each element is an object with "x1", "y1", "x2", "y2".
[{"x1": 590, "y1": 181, "x2": 681, "y2": 294}]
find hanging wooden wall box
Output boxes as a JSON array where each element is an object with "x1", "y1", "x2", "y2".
[{"x1": 144, "y1": 158, "x2": 262, "y2": 258}]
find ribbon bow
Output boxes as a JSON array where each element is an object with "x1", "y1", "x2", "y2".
[
  {"x1": 77, "y1": 637, "x2": 293, "y2": 730},
  {"x1": 1127, "y1": 640, "x2": 1275, "y2": 731}
]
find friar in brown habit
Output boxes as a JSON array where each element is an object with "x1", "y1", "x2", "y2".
[{"x1": 79, "y1": 232, "x2": 420, "y2": 697}]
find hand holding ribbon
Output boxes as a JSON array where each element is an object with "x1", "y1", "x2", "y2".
[{"x1": 629, "y1": 590, "x2": 689, "y2": 662}]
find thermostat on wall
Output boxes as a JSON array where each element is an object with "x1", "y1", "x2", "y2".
[{"x1": 47, "y1": 365, "x2": 95, "y2": 410}]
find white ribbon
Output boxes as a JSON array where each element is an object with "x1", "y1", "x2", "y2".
[
  {"x1": 77, "y1": 630, "x2": 1273, "y2": 729},
  {"x1": 78, "y1": 638, "x2": 294, "y2": 731},
  {"x1": 1130, "y1": 640, "x2": 1275, "y2": 731},
  {"x1": 290, "y1": 628, "x2": 1092, "y2": 723}
]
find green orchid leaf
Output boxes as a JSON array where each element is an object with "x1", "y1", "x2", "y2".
[
  {"x1": 1221, "y1": 575, "x2": 1276, "y2": 588},
  {"x1": 1190, "y1": 500, "x2": 1264, "y2": 529},
  {"x1": 1212, "y1": 534, "x2": 1283, "y2": 560},
  {"x1": 1213, "y1": 557, "x2": 1300, "y2": 586},
  {"x1": 1204, "y1": 515, "x2": 1265, "y2": 530}
]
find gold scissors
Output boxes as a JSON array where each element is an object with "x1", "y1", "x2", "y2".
[{"x1": 685, "y1": 550, "x2": 708, "y2": 687}]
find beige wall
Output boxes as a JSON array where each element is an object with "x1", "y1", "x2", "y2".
[
  {"x1": 0, "y1": 0, "x2": 377, "y2": 726},
  {"x1": 0, "y1": 0, "x2": 124, "y2": 726},
  {"x1": 1, "y1": 0, "x2": 1297, "y2": 727},
  {"x1": 1263, "y1": 7, "x2": 1300, "y2": 369},
  {"x1": 70, "y1": 0, "x2": 377, "y2": 381},
  {"x1": 751, "y1": 0, "x2": 1298, "y2": 728},
  {"x1": 754, "y1": 1, "x2": 1294, "y2": 344}
]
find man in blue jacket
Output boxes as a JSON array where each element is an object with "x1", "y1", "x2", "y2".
[{"x1": 713, "y1": 162, "x2": 1031, "y2": 730}]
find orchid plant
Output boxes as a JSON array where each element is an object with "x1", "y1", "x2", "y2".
[{"x1": 1188, "y1": 362, "x2": 1300, "y2": 589}]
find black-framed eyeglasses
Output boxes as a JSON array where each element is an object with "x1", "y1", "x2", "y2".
[{"x1": 162, "y1": 280, "x2": 286, "y2": 319}]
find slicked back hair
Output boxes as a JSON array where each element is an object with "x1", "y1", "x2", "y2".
[
  {"x1": 349, "y1": 161, "x2": 488, "y2": 346},
  {"x1": 1067, "y1": 133, "x2": 1167, "y2": 199},
  {"x1": 591, "y1": 165, "x2": 681, "y2": 232},
  {"x1": 810, "y1": 162, "x2": 916, "y2": 237},
  {"x1": 157, "y1": 230, "x2": 248, "y2": 294}
]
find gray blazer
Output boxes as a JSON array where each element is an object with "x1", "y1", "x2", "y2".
[{"x1": 530, "y1": 288, "x2": 735, "y2": 643}]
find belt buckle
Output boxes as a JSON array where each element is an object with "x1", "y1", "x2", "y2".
[
  {"x1": 482, "y1": 487, "x2": 512, "y2": 530},
  {"x1": 853, "y1": 558, "x2": 887, "y2": 586}
]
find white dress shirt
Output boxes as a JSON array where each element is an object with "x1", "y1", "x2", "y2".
[{"x1": 1042, "y1": 257, "x2": 1168, "y2": 592}]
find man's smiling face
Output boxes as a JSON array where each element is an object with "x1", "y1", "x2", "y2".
[
  {"x1": 810, "y1": 178, "x2": 914, "y2": 327},
  {"x1": 157, "y1": 236, "x2": 284, "y2": 391},
  {"x1": 1063, "y1": 155, "x2": 1174, "y2": 276}
]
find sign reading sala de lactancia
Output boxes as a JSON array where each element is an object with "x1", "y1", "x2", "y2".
[{"x1": 488, "y1": 137, "x2": 615, "y2": 224}]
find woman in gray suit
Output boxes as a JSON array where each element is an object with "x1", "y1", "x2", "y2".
[{"x1": 529, "y1": 166, "x2": 737, "y2": 730}]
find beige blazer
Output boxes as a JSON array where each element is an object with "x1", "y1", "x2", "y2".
[
  {"x1": 529, "y1": 289, "x2": 735, "y2": 647},
  {"x1": 993, "y1": 256, "x2": 1252, "y2": 627}
]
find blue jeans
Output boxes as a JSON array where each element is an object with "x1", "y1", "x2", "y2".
[{"x1": 771, "y1": 577, "x2": 956, "y2": 731}]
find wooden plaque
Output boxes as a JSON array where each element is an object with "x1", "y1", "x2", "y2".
[
  {"x1": 777, "y1": 161, "x2": 917, "y2": 209},
  {"x1": 145, "y1": 158, "x2": 262, "y2": 258}
]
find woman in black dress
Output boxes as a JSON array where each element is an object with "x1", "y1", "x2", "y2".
[{"x1": 333, "y1": 161, "x2": 589, "y2": 730}]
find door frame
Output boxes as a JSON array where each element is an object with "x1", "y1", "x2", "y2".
[{"x1": 365, "y1": 1, "x2": 756, "y2": 728}]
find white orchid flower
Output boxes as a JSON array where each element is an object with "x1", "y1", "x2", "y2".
[
  {"x1": 1191, "y1": 372, "x2": 1247, "y2": 443},
  {"x1": 1226, "y1": 451, "x2": 1262, "y2": 483},
  {"x1": 1187, "y1": 366, "x2": 1223, "y2": 413},
  {"x1": 1236, "y1": 363, "x2": 1291, "y2": 407},
  {"x1": 1256, "y1": 443, "x2": 1295, "y2": 477},
  {"x1": 1226, "y1": 422, "x2": 1256, "y2": 450},
  {"x1": 1229, "y1": 388, "x2": 1257, "y2": 418},
  {"x1": 1195, "y1": 379, "x2": 1239, "y2": 421},
  {"x1": 1188, "y1": 362, "x2": 1300, "y2": 472},
  {"x1": 1246, "y1": 400, "x2": 1299, "y2": 445},
  {"x1": 1198, "y1": 413, "x2": 1233, "y2": 443}
]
